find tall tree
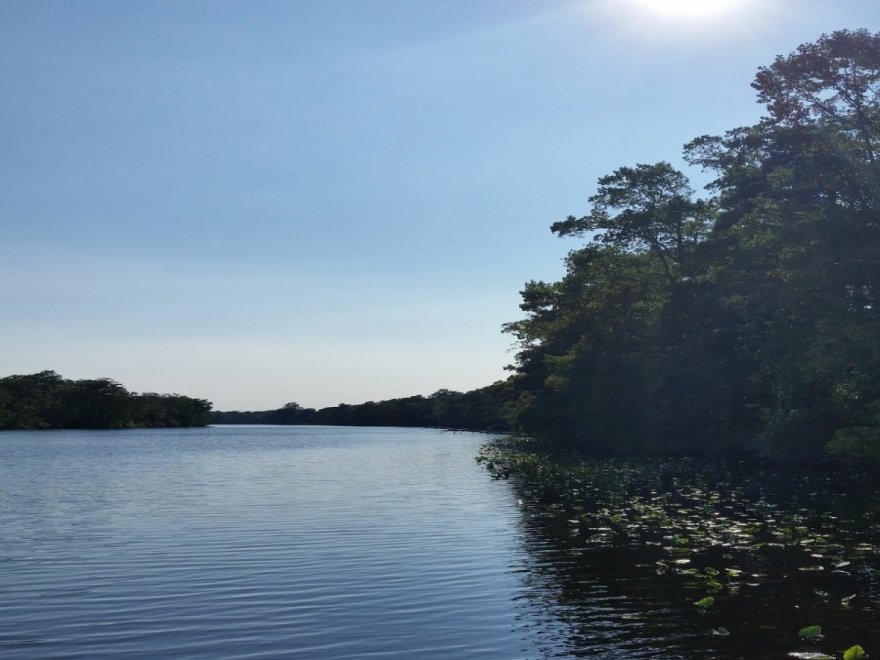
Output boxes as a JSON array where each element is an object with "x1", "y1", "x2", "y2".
[
  {"x1": 506, "y1": 29, "x2": 880, "y2": 462},
  {"x1": 753, "y1": 28, "x2": 880, "y2": 163},
  {"x1": 550, "y1": 162, "x2": 713, "y2": 286}
]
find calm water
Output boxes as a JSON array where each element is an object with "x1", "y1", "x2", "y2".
[
  {"x1": 6, "y1": 427, "x2": 878, "y2": 659},
  {"x1": 1, "y1": 425, "x2": 578, "y2": 659}
]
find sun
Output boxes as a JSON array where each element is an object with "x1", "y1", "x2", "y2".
[{"x1": 634, "y1": 0, "x2": 738, "y2": 16}]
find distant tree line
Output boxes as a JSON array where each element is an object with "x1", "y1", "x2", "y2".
[
  {"x1": 0, "y1": 371, "x2": 212, "y2": 430},
  {"x1": 500, "y1": 30, "x2": 880, "y2": 463},
  {"x1": 211, "y1": 381, "x2": 512, "y2": 431}
]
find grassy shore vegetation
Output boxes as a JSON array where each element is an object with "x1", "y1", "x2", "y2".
[
  {"x1": 0, "y1": 371, "x2": 212, "y2": 430},
  {"x1": 499, "y1": 29, "x2": 880, "y2": 465}
]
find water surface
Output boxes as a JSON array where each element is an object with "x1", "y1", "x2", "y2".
[
  {"x1": 1, "y1": 426, "x2": 553, "y2": 658},
  {"x1": 8, "y1": 426, "x2": 874, "y2": 659}
]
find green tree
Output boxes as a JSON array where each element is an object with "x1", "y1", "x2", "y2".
[
  {"x1": 550, "y1": 162, "x2": 713, "y2": 285},
  {"x1": 687, "y1": 30, "x2": 880, "y2": 459},
  {"x1": 753, "y1": 28, "x2": 880, "y2": 162},
  {"x1": 506, "y1": 29, "x2": 880, "y2": 462},
  {"x1": 57, "y1": 378, "x2": 133, "y2": 429},
  {"x1": 0, "y1": 371, "x2": 64, "y2": 429},
  {"x1": 0, "y1": 371, "x2": 212, "y2": 430}
]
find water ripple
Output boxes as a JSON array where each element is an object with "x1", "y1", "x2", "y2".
[{"x1": 0, "y1": 426, "x2": 695, "y2": 658}]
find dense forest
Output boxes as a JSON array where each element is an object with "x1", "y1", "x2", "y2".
[
  {"x1": 0, "y1": 371, "x2": 212, "y2": 429},
  {"x1": 211, "y1": 381, "x2": 512, "y2": 431},
  {"x1": 500, "y1": 29, "x2": 880, "y2": 463}
]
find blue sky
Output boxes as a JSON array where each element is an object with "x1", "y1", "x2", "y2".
[{"x1": 3, "y1": 0, "x2": 879, "y2": 410}]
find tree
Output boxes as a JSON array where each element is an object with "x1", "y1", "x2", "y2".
[
  {"x1": 59, "y1": 378, "x2": 133, "y2": 429},
  {"x1": 550, "y1": 162, "x2": 712, "y2": 286},
  {"x1": 0, "y1": 371, "x2": 65, "y2": 428},
  {"x1": 0, "y1": 371, "x2": 212, "y2": 430},
  {"x1": 684, "y1": 30, "x2": 880, "y2": 460},
  {"x1": 753, "y1": 29, "x2": 880, "y2": 162},
  {"x1": 505, "y1": 29, "x2": 880, "y2": 462}
]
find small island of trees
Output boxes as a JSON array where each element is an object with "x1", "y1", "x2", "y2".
[{"x1": 0, "y1": 371, "x2": 212, "y2": 430}]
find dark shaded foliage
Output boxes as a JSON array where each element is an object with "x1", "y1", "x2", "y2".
[
  {"x1": 0, "y1": 371, "x2": 212, "y2": 430},
  {"x1": 211, "y1": 381, "x2": 514, "y2": 432},
  {"x1": 504, "y1": 30, "x2": 880, "y2": 463}
]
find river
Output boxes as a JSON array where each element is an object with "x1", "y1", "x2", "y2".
[
  {"x1": 1, "y1": 425, "x2": 567, "y2": 658},
  {"x1": 3, "y1": 426, "x2": 878, "y2": 659}
]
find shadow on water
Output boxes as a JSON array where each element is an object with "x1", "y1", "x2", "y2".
[{"x1": 485, "y1": 440, "x2": 880, "y2": 659}]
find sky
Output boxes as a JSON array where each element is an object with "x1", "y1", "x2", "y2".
[{"x1": 3, "y1": 0, "x2": 880, "y2": 411}]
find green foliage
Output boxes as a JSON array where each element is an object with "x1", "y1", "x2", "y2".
[
  {"x1": 211, "y1": 381, "x2": 515, "y2": 431},
  {"x1": 550, "y1": 162, "x2": 712, "y2": 286},
  {"x1": 0, "y1": 371, "x2": 211, "y2": 430},
  {"x1": 478, "y1": 439, "x2": 880, "y2": 657},
  {"x1": 798, "y1": 625, "x2": 823, "y2": 639},
  {"x1": 843, "y1": 645, "x2": 868, "y2": 660},
  {"x1": 828, "y1": 427, "x2": 880, "y2": 461},
  {"x1": 503, "y1": 29, "x2": 880, "y2": 464}
]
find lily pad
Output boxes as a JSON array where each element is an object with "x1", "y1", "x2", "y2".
[
  {"x1": 798, "y1": 625, "x2": 823, "y2": 639},
  {"x1": 843, "y1": 645, "x2": 867, "y2": 660},
  {"x1": 695, "y1": 596, "x2": 715, "y2": 608},
  {"x1": 711, "y1": 626, "x2": 730, "y2": 636}
]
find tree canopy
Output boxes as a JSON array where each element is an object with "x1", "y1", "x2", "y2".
[
  {"x1": 0, "y1": 371, "x2": 212, "y2": 430},
  {"x1": 503, "y1": 29, "x2": 880, "y2": 463}
]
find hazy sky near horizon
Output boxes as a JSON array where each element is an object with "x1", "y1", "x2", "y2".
[{"x1": 3, "y1": 0, "x2": 879, "y2": 410}]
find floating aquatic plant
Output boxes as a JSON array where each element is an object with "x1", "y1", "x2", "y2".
[
  {"x1": 843, "y1": 645, "x2": 867, "y2": 660},
  {"x1": 798, "y1": 625, "x2": 823, "y2": 640},
  {"x1": 477, "y1": 438, "x2": 880, "y2": 656}
]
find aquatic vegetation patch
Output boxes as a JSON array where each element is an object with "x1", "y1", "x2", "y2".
[{"x1": 478, "y1": 438, "x2": 880, "y2": 657}]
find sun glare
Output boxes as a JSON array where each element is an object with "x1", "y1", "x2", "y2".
[{"x1": 635, "y1": 0, "x2": 738, "y2": 17}]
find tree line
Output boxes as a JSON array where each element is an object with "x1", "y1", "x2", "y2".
[
  {"x1": 210, "y1": 381, "x2": 512, "y2": 432},
  {"x1": 0, "y1": 371, "x2": 212, "y2": 430},
  {"x1": 501, "y1": 29, "x2": 880, "y2": 463}
]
